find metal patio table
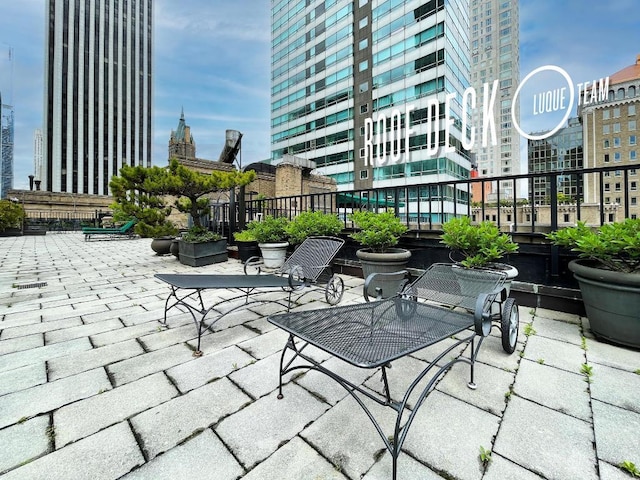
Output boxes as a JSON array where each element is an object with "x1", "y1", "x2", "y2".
[{"x1": 268, "y1": 263, "x2": 511, "y2": 479}]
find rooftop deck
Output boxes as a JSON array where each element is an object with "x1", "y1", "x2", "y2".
[{"x1": 0, "y1": 233, "x2": 638, "y2": 479}]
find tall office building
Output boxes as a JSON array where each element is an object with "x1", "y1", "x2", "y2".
[
  {"x1": 581, "y1": 54, "x2": 640, "y2": 219},
  {"x1": 44, "y1": 0, "x2": 153, "y2": 195},
  {"x1": 469, "y1": 0, "x2": 519, "y2": 199},
  {"x1": 0, "y1": 94, "x2": 14, "y2": 199},
  {"x1": 34, "y1": 128, "x2": 44, "y2": 183},
  {"x1": 270, "y1": 0, "x2": 473, "y2": 222}
]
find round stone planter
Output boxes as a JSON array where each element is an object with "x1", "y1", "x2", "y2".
[
  {"x1": 170, "y1": 238, "x2": 180, "y2": 258},
  {"x1": 356, "y1": 248, "x2": 412, "y2": 298},
  {"x1": 151, "y1": 237, "x2": 174, "y2": 256},
  {"x1": 569, "y1": 259, "x2": 640, "y2": 349},
  {"x1": 258, "y1": 242, "x2": 289, "y2": 269}
]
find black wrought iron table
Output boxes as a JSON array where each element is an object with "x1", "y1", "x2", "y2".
[{"x1": 269, "y1": 294, "x2": 495, "y2": 479}]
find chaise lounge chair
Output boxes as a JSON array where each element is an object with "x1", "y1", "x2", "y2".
[{"x1": 82, "y1": 218, "x2": 137, "y2": 241}]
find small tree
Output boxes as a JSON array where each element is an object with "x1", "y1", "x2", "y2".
[
  {"x1": 110, "y1": 164, "x2": 177, "y2": 238},
  {"x1": 0, "y1": 200, "x2": 25, "y2": 232},
  {"x1": 165, "y1": 158, "x2": 256, "y2": 229}
]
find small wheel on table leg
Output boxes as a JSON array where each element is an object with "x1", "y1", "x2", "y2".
[{"x1": 501, "y1": 298, "x2": 519, "y2": 354}]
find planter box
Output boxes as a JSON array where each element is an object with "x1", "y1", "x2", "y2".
[{"x1": 179, "y1": 238, "x2": 228, "y2": 267}]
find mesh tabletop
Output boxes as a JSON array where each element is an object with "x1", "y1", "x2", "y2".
[
  {"x1": 154, "y1": 273, "x2": 303, "y2": 289},
  {"x1": 268, "y1": 298, "x2": 475, "y2": 368}
]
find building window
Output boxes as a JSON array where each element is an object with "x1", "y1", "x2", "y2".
[
  {"x1": 359, "y1": 60, "x2": 368, "y2": 72},
  {"x1": 614, "y1": 107, "x2": 621, "y2": 118},
  {"x1": 359, "y1": 38, "x2": 368, "y2": 50},
  {"x1": 615, "y1": 183, "x2": 621, "y2": 191},
  {"x1": 604, "y1": 183, "x2": 610, "y2": 191},
  {"x1": 603, "y1": 110, "x2": 610, "y2": 120},
  {"x1": 631, "y1": 151, "x2": 638, "y2": 161},
  {"x1": 614, "y1": 152, "x2": 621, "y2": 162},
  {"x1": 630, "y1": 135, "x2": 637, "y2": 146},
  {"x1": 609, "y1": 213, "x2": 615, "y2": 222},
  {"x1": 360, "y1": 126, "x2": 365, "y2": 136},
  {"x1": 605, "y1": 197, "x2": 610, "y2": 203},
  {"x1": 603, "y1": 125, "x2": 610, "y2": 134},
  {"x1": 359, "y1": 17, "x2": 368, "y2": 29},
  {"x1": 613, "y1": 123, "x2": 621, "y2": 133},
  {"x1": 360, "y1": 104, "x2": 368, "y2": 114},
  {"x1": 359, "y1": 81, "x2": 369, "y2": 93},
  {"x1": 614, "y1": 137, "x2": 621, "y2": 147},
  {"x1": 604, "y1": 171, "x2": 611, "y2": 177},
  {"x1": 631, "y1": 181, "x2": 638, "y2": 191},
  {"x1": 360, "y1": 170, "x2": 368, "y2": 179},
  {"x1": 603, "y1": 139, "x2": 610, "y2": 148},
  {"x1": 563, "y1": 214, "x2": 570, "y2": 222},
  {"x1": 604, "y1": 154, "x2": 610, "y2": 163},
  {"x1": 629, "y1": 105, "x2": 636, "y2": 115},
  {"x1": 358, "y1": 0, "x2": 368, "y2": 6},
  {"x1": 359, "y1": 148, "x2": 365, "y2": 158},
  {"x1": 630, "y1": 120, "x2": 637, "y2": 130},
  {"x1": 631, "y1": 168, "x2": 638, "y2": 175}
]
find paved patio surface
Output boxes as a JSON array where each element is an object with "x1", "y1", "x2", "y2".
[{"x1": 1, "y1": 233, "x2": 639, "y2": 480}]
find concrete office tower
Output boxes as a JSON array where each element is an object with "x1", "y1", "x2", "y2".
[
  {"x1": 270, "y1": 0, "x2": 473, "y2": 222},
  {"x1": 34, "y1": 128, "x2": 44, "y2": 183},
  {"x1": 581, "y1": 54, "x2": 640, "y2": 219},
  {"x1": 43, "y1": 0, "x2": 153, "y2": 195},
  {"x1": 0, "y1": 94, "x2": 14, "y2": 199},
  {"x1": 469, "y1": 0, "x2": 520, "y2": 199}
]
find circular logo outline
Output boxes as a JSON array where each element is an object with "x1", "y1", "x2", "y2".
[{"x1": 511, "y1": 65, "x2": 574, "y2": 141}]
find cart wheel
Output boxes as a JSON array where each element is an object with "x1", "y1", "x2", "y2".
[
  {"x1": 501, "y1": 298, "x2": 519, "y2": 353},
  {"x1": 325, "y1": 275, "x2": 344, "y2": 305}
]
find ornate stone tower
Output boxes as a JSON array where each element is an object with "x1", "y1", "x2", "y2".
[{"x1": 169, "y1": 109, "x2": 196, "y2": 160}]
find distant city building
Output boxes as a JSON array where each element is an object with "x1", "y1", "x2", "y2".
[
  {"x1": 1, "y1": 93, "x2": 14, "y2": 199},
  {"x1": 528, "y1": 117, "x2": 583, "y2": 205},
  {"x1": 169, "y1": 109, "x2": 196, "y2": 161},
  {"x1": 469, "y1": 0, "x2": 520, "y2": 199},
  {"x1": 580, "y1": 54, "x2": 640, "y2": 219},
  {"x1": 270, "y1": 0, "x2": 473, "y2": 223},
  {"x1": 34, "y1": 128, "x2": 43, "y2": 184},
  {"x1": 43, "y1": 0, "x2": 153, "y2": 195}
]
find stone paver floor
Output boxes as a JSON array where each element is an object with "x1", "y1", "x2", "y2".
[{"x1": 0, "y1": 234, "x2": 639, "y2": 479}]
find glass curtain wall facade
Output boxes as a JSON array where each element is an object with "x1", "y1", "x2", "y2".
[
  {"x1": 469, "y1": 0, "x2": 520, "y2": 199},
  {"x1": 270, "y1": 0, "x2": 472, "y2": 222},
  {"x1": 44, "y1": 0, "x2": 153, "y2": 195},
  {"x1": 0, "y1": 96, "x2": 14, "y2": 199}
]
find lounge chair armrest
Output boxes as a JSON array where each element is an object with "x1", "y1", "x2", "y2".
[
  {"x1": 363, "y1": 270, "x2": 409, "y2": 302},
  {"x1": 243, "y1": 256, "x2": 263, "y2": 275}
]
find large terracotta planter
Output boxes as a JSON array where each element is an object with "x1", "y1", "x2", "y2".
[
  {"x1": 179, "y1": 238, "x2": 228, "y2": 267},
  {"x1": 569, "y1": 259, "x2": 640, "y2": 349},
  {"x1": 356, "y1": 248, "x2": 412, "y2": 298}
]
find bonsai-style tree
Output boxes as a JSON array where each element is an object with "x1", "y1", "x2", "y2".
[
  {"x1": 110, "y1": 164, "x2": 178, "y2": 238},
  {"x1": 165, "y1": 158, "x2": 256, "y2": 231},
  {"x1": 0, "y1": 200, "x2": 25, "y2": 232}
]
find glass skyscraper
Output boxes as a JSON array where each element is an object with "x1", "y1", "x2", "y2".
[
  {"x1": 0, "y1": 94, "x2": 14, "y2": 199},
  {"x1": 270, "y1": 0, "x2": 473, "y2": 219},
  {"x1": 44, "y1": 0, "x2": 153, "y2": 195}
]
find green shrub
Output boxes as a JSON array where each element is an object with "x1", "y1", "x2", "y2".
[
  {"x1": 285, "y1": 210, "x2": 343, "y2": 245},
  {"x1": 181, "y1": 225, "x2": 222, "y2": 243},
  {"x1": 0, "y1": 200, "x2": 25, "y2": 232},
  {"x1": 349, "y1": 211, "x2": 407, "y2": 253},
  {"x1": 441, "y1": 217, "x2": 518, "y2": 268},
  {"x1": 233, "y1": 230, "x2": 257, "y2": 242},
  {"x1": 245, "y1": 215, "x2": 290, "y2": 243},
  {"x1": 546, "y1": 219, "x2": 640, "y2": 273}
]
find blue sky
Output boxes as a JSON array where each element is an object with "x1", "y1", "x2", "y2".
[{"x1": 1, "y1": 0, "x2": 639, "y2": 189}]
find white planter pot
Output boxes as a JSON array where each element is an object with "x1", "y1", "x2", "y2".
[{"x1": 259, "y1": 242, "x2": 289, "y2": 268}]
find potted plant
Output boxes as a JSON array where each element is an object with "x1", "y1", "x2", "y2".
[
  {"x1": 0, "y1": 200, "x2": 25, "y2": 236},
  {"x1": 178, "y1": 225, "x2": 228, "y2": 266},
  {"x1": 285, "y1": 210, "x2": 343, "y2": 245},
  {"x1": 245, "y1": 215, "x2": 290, "y2": 268},
  {"x1": 349, "y1": 210, "x2": 410, "y2": 297},
  {"x1": 547, "y1": 219, "x2": 640, "y2": 348},
  {"x1": 233, "y1": 229, "x2": 260, "y2": 263},
  {"x1": 440, "y1": 217, "x2": 519, "y2": 292}
]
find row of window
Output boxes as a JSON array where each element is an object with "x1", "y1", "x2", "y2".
[
  {"x1": 603, "y1": 135, "x2": 637, "y2": 148},
  {"x1": 602, "y1": 120, "x2": 637, "y2": 134},
  {"x1": 603, "y1": 151, "x2": 637, "y2": 162},
  {"x1": 602, "y1": 104, "x2": 637, "y2": 119}
]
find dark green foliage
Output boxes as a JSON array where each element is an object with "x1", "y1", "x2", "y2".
[
  {"x1": 245, "y1": 215, "x2": 290, "y2": 243},
  {"x1": 0, "y1": 200, "x2": 25, "y2": 232},
  {"x1": 349, "y1": 211, "x2": 408, "y2": 253},
  {"x1": 547, "y1": 219, "x2": 640, "y2": 273},
  {"x1": 441, "y1": 217, "x2": 518, "y2": 268},
  {"x1": 285, "y1": 211, "x2": 343, "y2": 245},
  {"x1": 181, "y1": 225, "x2": 222, "y2": 243}
]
